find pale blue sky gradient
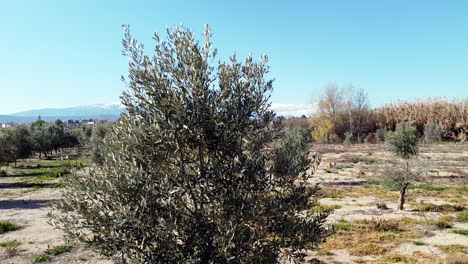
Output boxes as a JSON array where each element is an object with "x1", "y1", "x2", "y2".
[{"x1": 1, "y1": 0, "x2": 467, "y2": 114}]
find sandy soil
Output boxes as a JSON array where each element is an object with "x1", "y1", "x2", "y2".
[{"x1": 0, "y1": 143, "x2": 467, "y2": 263}]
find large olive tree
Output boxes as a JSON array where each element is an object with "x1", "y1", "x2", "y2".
[{"x1": 51, "y1": 25, "x2": 331, "y2": 263}]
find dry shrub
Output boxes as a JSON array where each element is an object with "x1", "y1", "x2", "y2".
[
  {"x1": 309, "y1": 116, "x2": 334, "y2": 143},
  {"x1": 376, "y1": 202, "x2": 388, "y2": 210},
  {"x1": 4, "y1": 244, "x2": 19, "y2": 258},
  {"x1": 374, "y1": 98, "x2": 468, "y2": 141},
  {"x1": 363, "y1": 218, "x2": 402, "y2": 232},
  {"x1": 414, "y1": 201, "x2": 465, "y2": 213}
]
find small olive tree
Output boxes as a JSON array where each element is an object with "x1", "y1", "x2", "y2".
[
  {"x1": 384, "y1": 122, "x2": 425, "y2": 210},
  {"x1": 50, "y1": 25, "x2": 332, "y2": 263}
]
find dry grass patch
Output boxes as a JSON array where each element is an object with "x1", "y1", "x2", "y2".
[
  {"x1": 374, "y1": 252, "x2": 444, "y2": 264},
  {"x1": 436, "y1": 245, "x2": 468, "y2": 264},
  {"x1": 323, "y1": 218, "x2": 418, "y2": 256},
  {"x1": 412, "y1": 188, "x2": 468, "y2": 204},
  {"x1": 411, "y1": 201, "x2": 465, "y2": 213},
  {"x1": 328, "y1": 186, "x2": 399, "y2": 200}
]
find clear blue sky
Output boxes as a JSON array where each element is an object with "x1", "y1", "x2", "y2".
[{"x1": 1, "y1": 0, "x2": 467, "y2": 114}]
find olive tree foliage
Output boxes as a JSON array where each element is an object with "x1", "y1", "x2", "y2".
[
  {"x1": 384, "y1": 122, "x2": 425, "y2": 210},
  {"x1": 0, "y1": 125, "x2": 34, "y2": 165},
  {"x1": 89, "y1": 123, "x2": 111, "y2": 165},
  {"x1": 50, "y1": 25, "x2": 331, "y2": 264},
  {"x1": 385, "y1": 122, "x2": 418, "y2": 159},
  {"x1": 0, "y1": 129, "x2": 16, "y2": 165}
]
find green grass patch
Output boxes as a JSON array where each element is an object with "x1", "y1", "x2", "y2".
[
  {"x1": 411, "y1": 184, "x2": 468, "y2": 193},
  {"x1": 357, "y1": 157, "x2": 376, "y2": 165},
  {"x1": 312, "y1": 204, "x2": 342, "y2": 212},
  {"x1": 336, "y1": 165, "x2": 354, "y2": 170},
  {"x1": 33, "y1": 245, "x2": 73, "y2": 263},
  {"x1": 380, "y1": 178, "x2": 402, "y2": 191},
  {"x1": 335, "y1": 218, "x2": 350, "y2": 231},
  {"x1": 453, "y1": 229, "x2": 468, "y2": 236},
  {"x1": 33, "y1": 255, "x2": 51, "y2": 263},
  {"x1": 44, "y1": 245, "x2": 72, "y2": 256},
  {"x1": 456, "y1": 211, "x2": 468, "y2": 221},
  {"x1": 0, "y1": 221, "x2": 22, "y2": 234},
  {"x1": 413, "y1": 241, "x2": 425, "y2": 246}
]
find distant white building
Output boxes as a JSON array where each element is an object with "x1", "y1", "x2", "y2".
[{"x1": 1, "y1": 123, "x2": 13, "y2": 128}]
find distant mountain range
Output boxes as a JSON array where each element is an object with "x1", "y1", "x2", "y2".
[
  {"x1": 0, "y1": 103, "x2": 313, "y2": 123},
  {"x1": 0, "y1": 103, "x2": 125, "y2": 123}
]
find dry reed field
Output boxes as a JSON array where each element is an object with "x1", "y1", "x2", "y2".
[{"x1": 374, "y1": 99, "x2": 468, "y2": 141}]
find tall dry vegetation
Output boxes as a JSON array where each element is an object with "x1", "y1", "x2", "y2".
[
  {"x1": 374, "y1": 99, "x2": 468, "y2": 141},
  {"x1": 309, "y1": 83, "x2": 376, "y2": 142}
]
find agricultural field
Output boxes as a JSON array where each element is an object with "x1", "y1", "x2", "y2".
[
  {"x1": 0, "y1": 143, "x2": 467, "y2": 264},
  {"x1": 307, "y1": 142, "x2": 468, "y2": 264},
  {"x1": 0, "y1": 149, "x2": 108, "y2": 264}
]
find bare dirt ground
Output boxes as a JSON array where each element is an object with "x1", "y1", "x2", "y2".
[
  {"x1": 306, "y1": 143, "x2": 468, "y2": 264},
  {"x1": 0, "y1": 143, "x2": 466, "y2": 263}
]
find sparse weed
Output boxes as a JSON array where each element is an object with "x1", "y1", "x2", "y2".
[
  {"x1": 0, "y1": 240, "x2": 21, "y2": 247},
  {"x1": 456, "y1": 211, "x2": 468, "y2": 221},
  {"x1": 414, "y1": 202, "x2": 464, "y2": 213},
  {"x1": 44, "y1": 245, "x2": 72, "y2": 256},
  {"x1": 435, "y1": 220, "x2": 452, "y2": 229},
  {"x1": 33, "y1": 255, "x2": 51, "y2": 263},
  {"x1": 0, "y1": 221, "x2": 22, "y2": 234}
]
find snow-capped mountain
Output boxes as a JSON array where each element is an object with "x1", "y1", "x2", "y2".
[
  {"x1": 0, "y1": 103, "x2": 314, "y2": 123},
  {"x1": 10, "y1": 103, "x2": 125, "y2": 117}
]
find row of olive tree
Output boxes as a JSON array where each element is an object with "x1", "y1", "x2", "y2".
[{"x1": 0, "y1": 120, "x2": 80, "y2": 165}]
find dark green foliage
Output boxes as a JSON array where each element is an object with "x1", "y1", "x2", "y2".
[
  {"x1": 453, "y1": 230, "x2": 468, "y2": 236},
  {"x1": 0, "y1": 129, "x2": 16, "y2": 165},
  {"x1": 385, "y1": 122, "x2": 418, "y2": 159},
  {"x1": 51, "y1": 25, "x2": 331, "y2": 264},
  {"x1": 0, "y1": 120, "x2": 80, "y2": 160}
]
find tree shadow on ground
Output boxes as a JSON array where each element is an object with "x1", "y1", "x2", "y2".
[
  {"x1": 0, "y1": 182, "x2": 64, "y2": 189},
  {"x1": 322, "y1": 181, "x2": 366, "y2": 186},
  {"x1": 0, "y1": 199, "x2": 55, "y2": 210}
]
